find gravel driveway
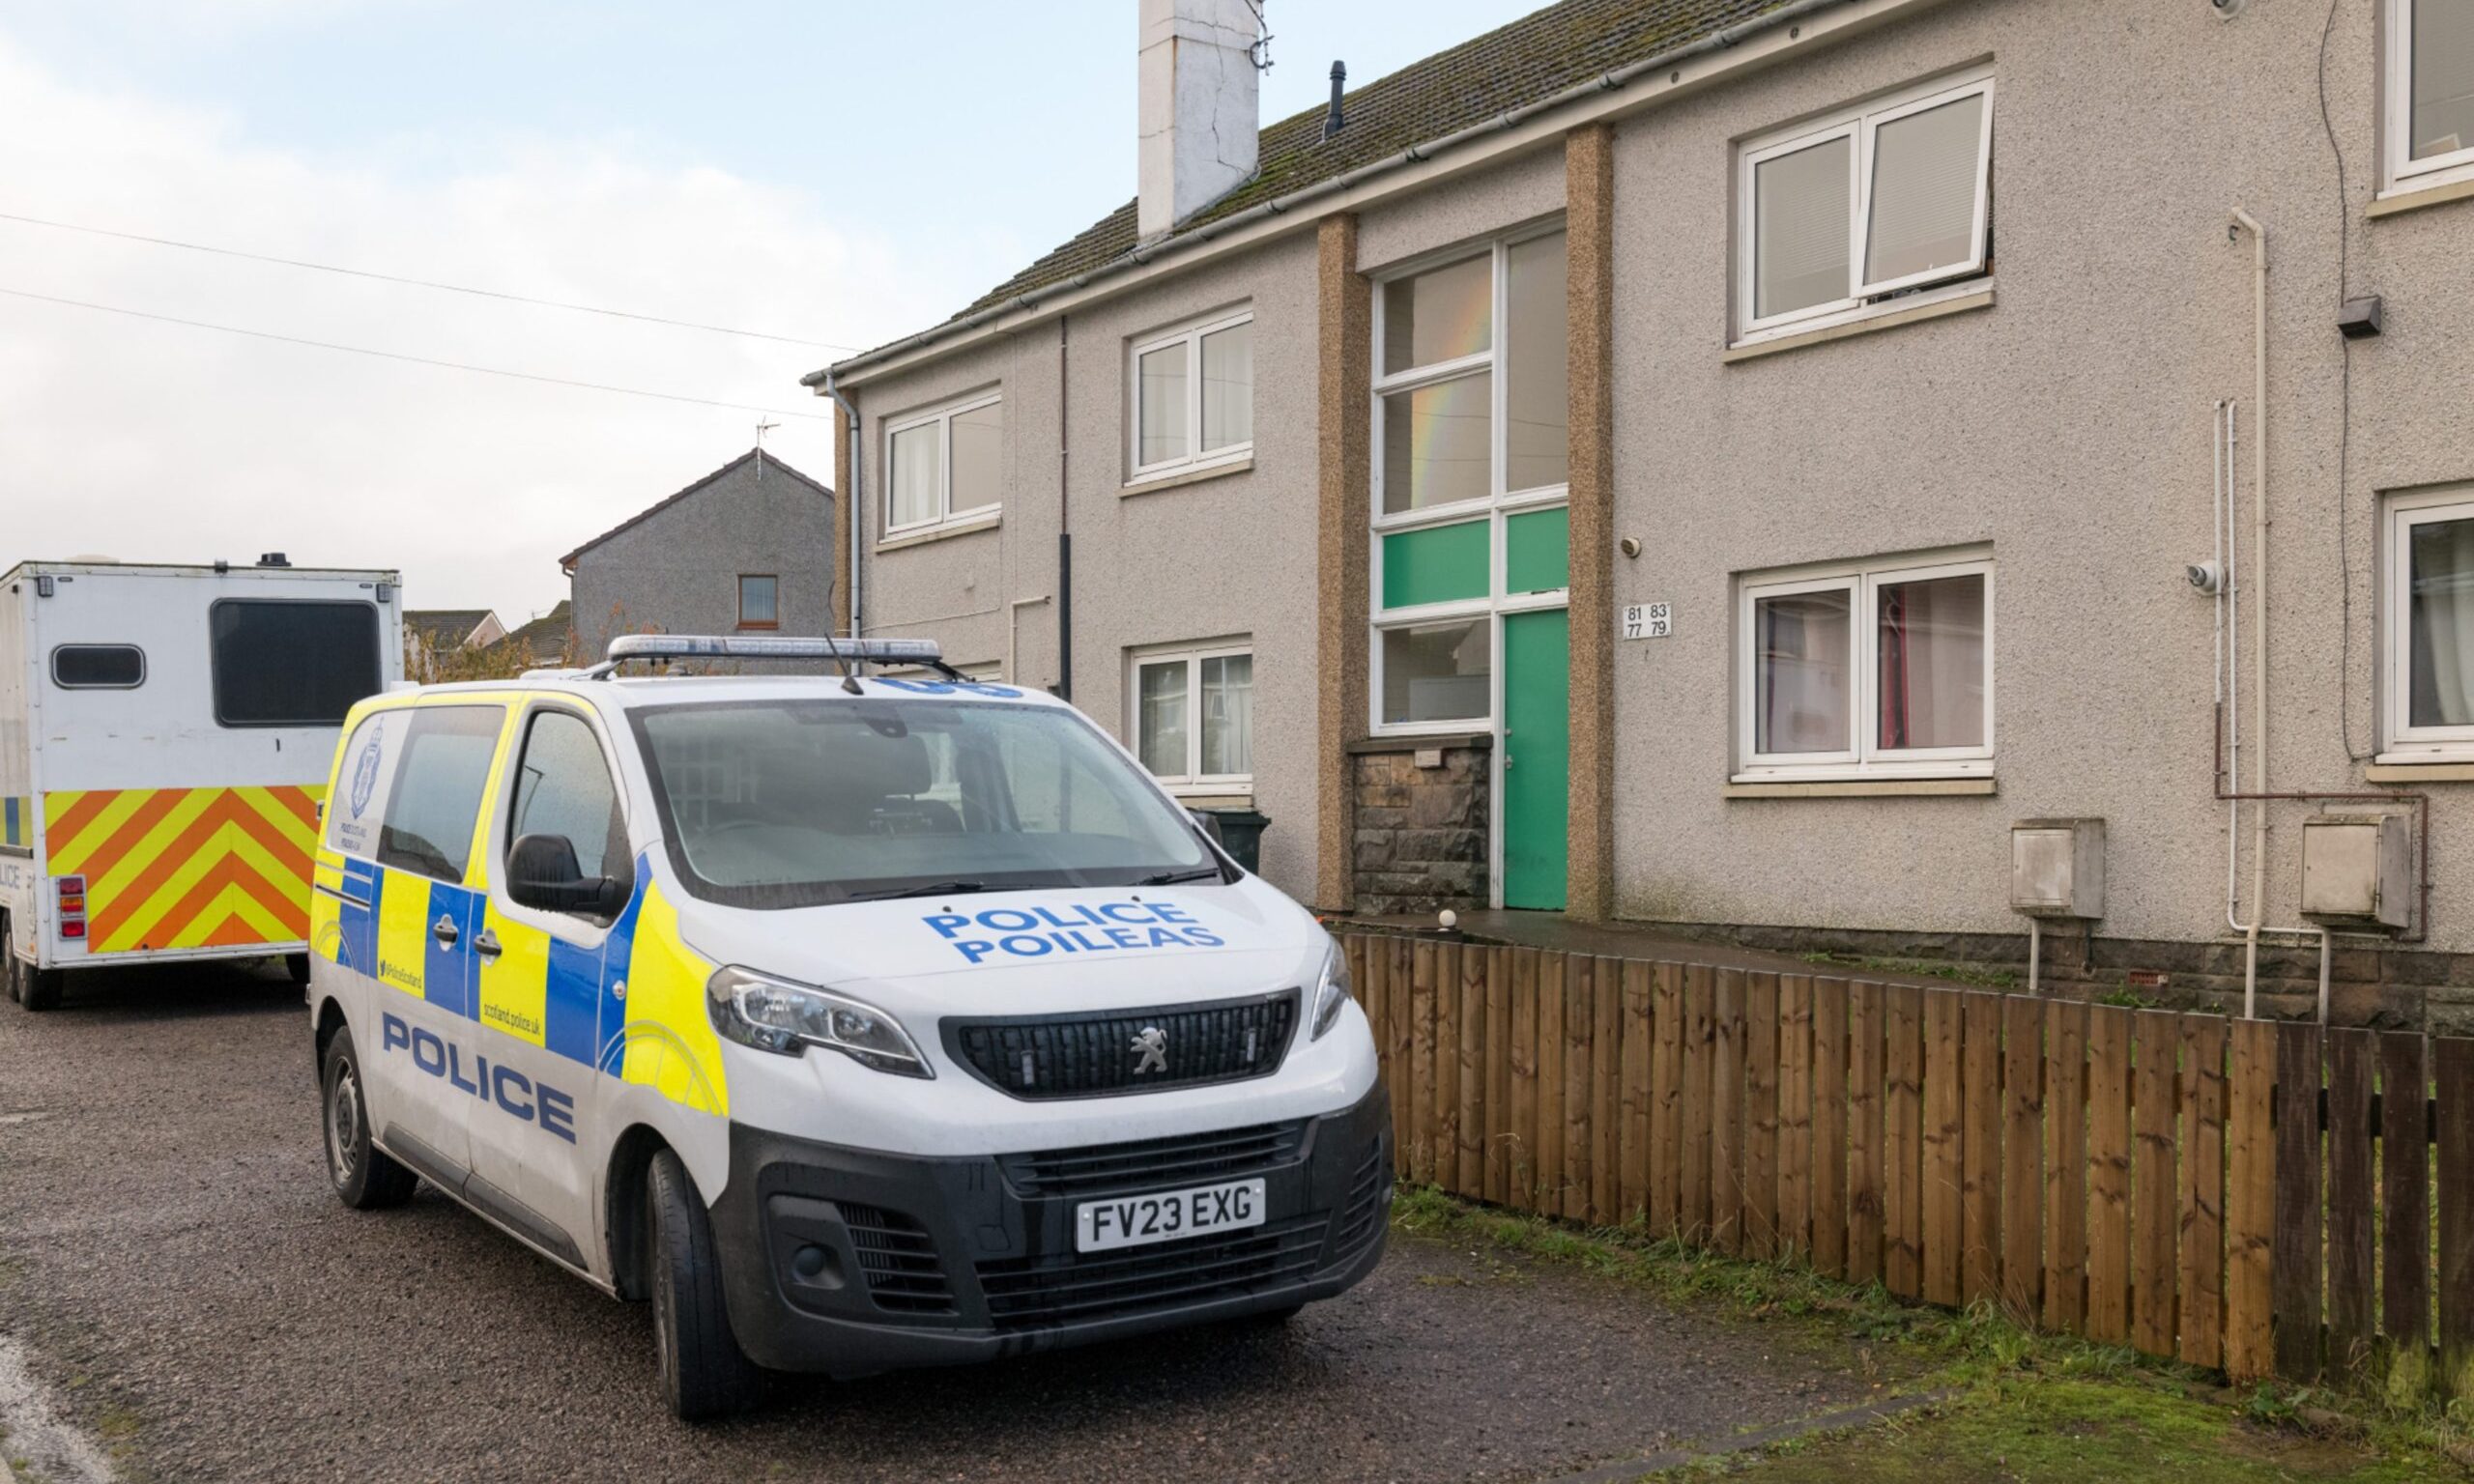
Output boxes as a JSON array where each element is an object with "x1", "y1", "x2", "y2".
[{"x1": 0, "y1": 963, "x2": 1888, "y2": 1483}]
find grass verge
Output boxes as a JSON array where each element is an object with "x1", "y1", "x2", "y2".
[{"x1": 1389, "y1": 1186, "x2": 2472, "y2": 1480}]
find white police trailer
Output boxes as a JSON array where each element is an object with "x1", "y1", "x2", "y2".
[
  {"x1": 306, "y1": 634, "x2": 1389, "y2": 1419},
  {"x1": 2, "y1": 556, "x2": 401, "y2": 1010}
]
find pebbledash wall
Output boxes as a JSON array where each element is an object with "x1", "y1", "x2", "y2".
[
  {"x1": 826, "y1": 0, "x2": 2474, "y2": 1028},
  {"x1": 566, "y1": 451, "x2": 836, "y2": 659}
]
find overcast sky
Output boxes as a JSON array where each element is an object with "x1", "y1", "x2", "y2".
[{"x1": 0, "y1": 0, "x2": 1527, "y2": 621}]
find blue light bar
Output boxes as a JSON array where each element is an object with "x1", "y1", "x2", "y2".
[{"x1": 597, "y1": 635, "x2": 945, "y2": 669}]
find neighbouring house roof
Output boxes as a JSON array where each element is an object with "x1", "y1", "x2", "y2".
[
  {"x1": 405, "y1": 608, "x2": 495, "y2": 650},
  {"x1": 559, "y1": 447, "x2": 831, "y2": 572},
  {"x1": 817, "y1": 0, "x2": 1798, "y2": 381},
  {"x1": 503, "y1": 600, "x2": 574, "y2": 665}
]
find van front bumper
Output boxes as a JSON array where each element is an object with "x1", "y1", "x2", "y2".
[{"x1": 707, "y1": 1079, "x2": 1392, "y2": 1378}]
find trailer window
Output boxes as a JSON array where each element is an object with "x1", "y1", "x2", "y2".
[
  {"x1": 50, "y1": 644, "x2": 146, "y2": 689},
  {"x1": 211, "y1": 600, "x2": 382, "y2": 728}
]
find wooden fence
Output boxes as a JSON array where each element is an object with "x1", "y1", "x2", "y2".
[{"x1": 1341, "y1": 932, "x2": 2474, "y2": 1400}]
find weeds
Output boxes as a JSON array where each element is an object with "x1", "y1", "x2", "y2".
[{"x1": 1388, "y1": 1187, "x2": 2473, "y2": 1478}]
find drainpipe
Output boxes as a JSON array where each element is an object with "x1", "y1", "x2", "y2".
[
  {"x1": 2231, "y1": 209, "x2": 2269, "y2": 1014},
  {"x1": 822, "y1": 368, "x2": 862, "y2": 641},
  {"x1": 1057, "y1": 316, "x2": 1074, "y2": 701}
]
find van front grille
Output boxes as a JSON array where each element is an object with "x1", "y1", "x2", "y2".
[
  {"x1": 838, "y1": 1202, "x2": 954, "y2": 1314},
  {"x1": 944, "y1": 991, "x2": 1299, "y2": 1100},
  {"x1": 1333, "y1": 1140, "x2": 1389, "y2": 1256},
  {"x1": 973, "y1": 1216, "x2": 1331, "y2": 1329},
  {"x1": 999, "y1": 1121, "x2": 1306, "y2": 1200}
]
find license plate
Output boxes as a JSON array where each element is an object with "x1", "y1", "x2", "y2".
[{"x1": 1075, "y1": 1178, "x2": 1267, "y2": 1253}]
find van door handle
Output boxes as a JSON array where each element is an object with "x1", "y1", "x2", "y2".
[
  {"x1": 471, "y1": 929, "x2": 502, "y2": 960},
  {"x1": 431, "y1": 913, "x2": 459, "y2": 947}
]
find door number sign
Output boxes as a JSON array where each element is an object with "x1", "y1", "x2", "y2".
[{"x1": 1621, "y1": 602, "x2": 1672, "y2": 641}]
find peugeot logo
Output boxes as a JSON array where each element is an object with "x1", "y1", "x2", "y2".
[{"x1": 1130, "y1": 1026, "x2": 1168, "y2": 1075}]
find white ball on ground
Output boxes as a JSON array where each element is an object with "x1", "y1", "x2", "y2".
[{"x1": 1437, "y1": 909, "x2": 1458, "y2": 930}]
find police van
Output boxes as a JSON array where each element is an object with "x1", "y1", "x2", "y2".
[{"x1": 307, "y1": 635, "x2": 1390, "y2": 1419}]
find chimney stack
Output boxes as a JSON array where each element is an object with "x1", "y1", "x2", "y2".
[{"x1": 1137, "y1": 0, "x2": 1260, "y2": 241}]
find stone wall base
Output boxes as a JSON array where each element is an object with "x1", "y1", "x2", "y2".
[
  {"x1": 1630, "y1": 918, "x2": 2474, "y2": 1034},
  {"x1": 1350, "y1": 737, "x2": 1489, "y2": 915}
]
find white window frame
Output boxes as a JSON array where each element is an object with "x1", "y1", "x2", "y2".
[
  {"x1": 1734, "y1": 70, "x2": 1995, "y2": 344},
  {"x1": 882, "y1": 389, "x2": 1002, "y2": 539},
  {"x1": 2381, "y1": 486, "x2": 2474, "y2": 758},
  {"x1": 2386, "y1": 0, "x2": 2474, "y2": 195},
  {"x1": 1127, "y1": 307, "x2": 1253, "y2": 483},
  {"x1": 1370, "y1": 225, "x2": 1570, "y2": 531},
  {"x1": 1366, "y1": 224, "x2": 1570, "y2": 740},
  {"x1": 1125, "y1": 642, "x2": 1253, "y2": 793},
  {"x1": 1735, "y1": 551, "x2": 1995, "y2": 782}
]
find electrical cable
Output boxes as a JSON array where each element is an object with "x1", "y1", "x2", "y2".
[
  {"x1": 0, "y1": 285, "x2": 832, "y2": 419},
  {"x1": 2317, "y1": 0, "x2": 2367, "y2": 762},
  {"x1": 0, "y1": 209, "x2": 861, "y2": 352}
]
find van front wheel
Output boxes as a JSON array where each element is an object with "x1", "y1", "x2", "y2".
[
  {"x1": 322, "y1": 1026, "x2": 417, "y2": 1210},
  {"x1": 647, "y1": 1149, "x2": 762, "y2": 1421}
]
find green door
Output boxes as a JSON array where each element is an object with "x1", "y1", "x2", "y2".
[{"x1": 1501, "y1": 609, "x2": 1570, "y2": 911}]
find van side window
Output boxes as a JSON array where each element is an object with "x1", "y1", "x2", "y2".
[
  {"x1": 377, "y1": 706, "x2": 504, "y2": 883},
  {"x1": 211, "y1": 599, "x2": 383, "y2": 728},
  {"x1": 507, "y1": 710, "x2": 626, "y2": 882},
  {"x1": 50, "y1": 644, "x2": 146, "y2": 689}
]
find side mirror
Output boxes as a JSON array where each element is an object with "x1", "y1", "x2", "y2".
[
  {"x1": 507, "y1": 833, "x2": 627, "y2": 918},
  {"x1": 1189, "y1": 809, "x2": 1226, "y2": 846}
]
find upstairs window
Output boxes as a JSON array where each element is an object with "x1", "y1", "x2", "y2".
[
  {"x1": 885, "y1": 391, "x2": 1002, "y2": 537},
  {"x1": 737, "y1": 575, "x2": 779, "y2": 631},
  {"x1": 1738, "y1": 71, "x2": 1994, "y2": 341},
  {"x1": 1130, "y1": 309, "x2": 1253, "y2": 481},
  {"x1": 2388, "y1": 0, "x2": 2474, "y2": 189}
]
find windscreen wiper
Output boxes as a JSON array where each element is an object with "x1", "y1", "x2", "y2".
[
  {"x1": 849, "y1": 879, "x2": 992, "y2": 903},
  {"x1": 1133, "y1": 868, "x2": 1224, "y2": 887}
]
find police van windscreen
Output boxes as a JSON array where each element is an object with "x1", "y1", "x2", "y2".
[
  {"x1": 631, "y1": 699, "x2": 1224, "y2": 909},
  {"x1": 211, "y1": 600, "x2": 383, "y2": 728}
]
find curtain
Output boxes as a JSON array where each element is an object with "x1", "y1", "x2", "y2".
[
  {"x1": 2411, "y1": 517, "x2": 2474, "y2": 727},
  {"x1": 1878, "y1": 574, "x2": 1984, "y2": 750},
  {"x1": 1755, "y1": 589, "x2": 1852, "y2": 753},
  {"x1": 888, "y1": 423, "x2": 941, "y2": 528},
  {"x1": 1138, "y1": 343, "x2": 1188, "y2": 465},
  {"x1": 1202, "y1": 655, "x2": 1253, "y2": 776},
  {"x1": 1137, "y1": 662, "x2": 1189, "y2": 776},
  {"x1": 1200, "y1": 324, "x2": 1251, "y2": 452}
]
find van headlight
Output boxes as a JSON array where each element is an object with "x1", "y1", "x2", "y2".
[
  {"x1": 1309, "y1": 935, "x2": 1353, "y2": 1041},
  {"x1": 706, "y1": 965, "x2": 933, "y2": 1078}
]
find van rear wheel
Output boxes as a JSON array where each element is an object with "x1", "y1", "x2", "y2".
[
  {"x1": 12, "y1": 954, "x2": 61, "y2": 1012},
  {"x1": 647, "y1": 1148, "x2": 762, "y2": 1421},
  {"x1": 322, "y1": 1025, "x2": 417, "y2": 1210}
]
